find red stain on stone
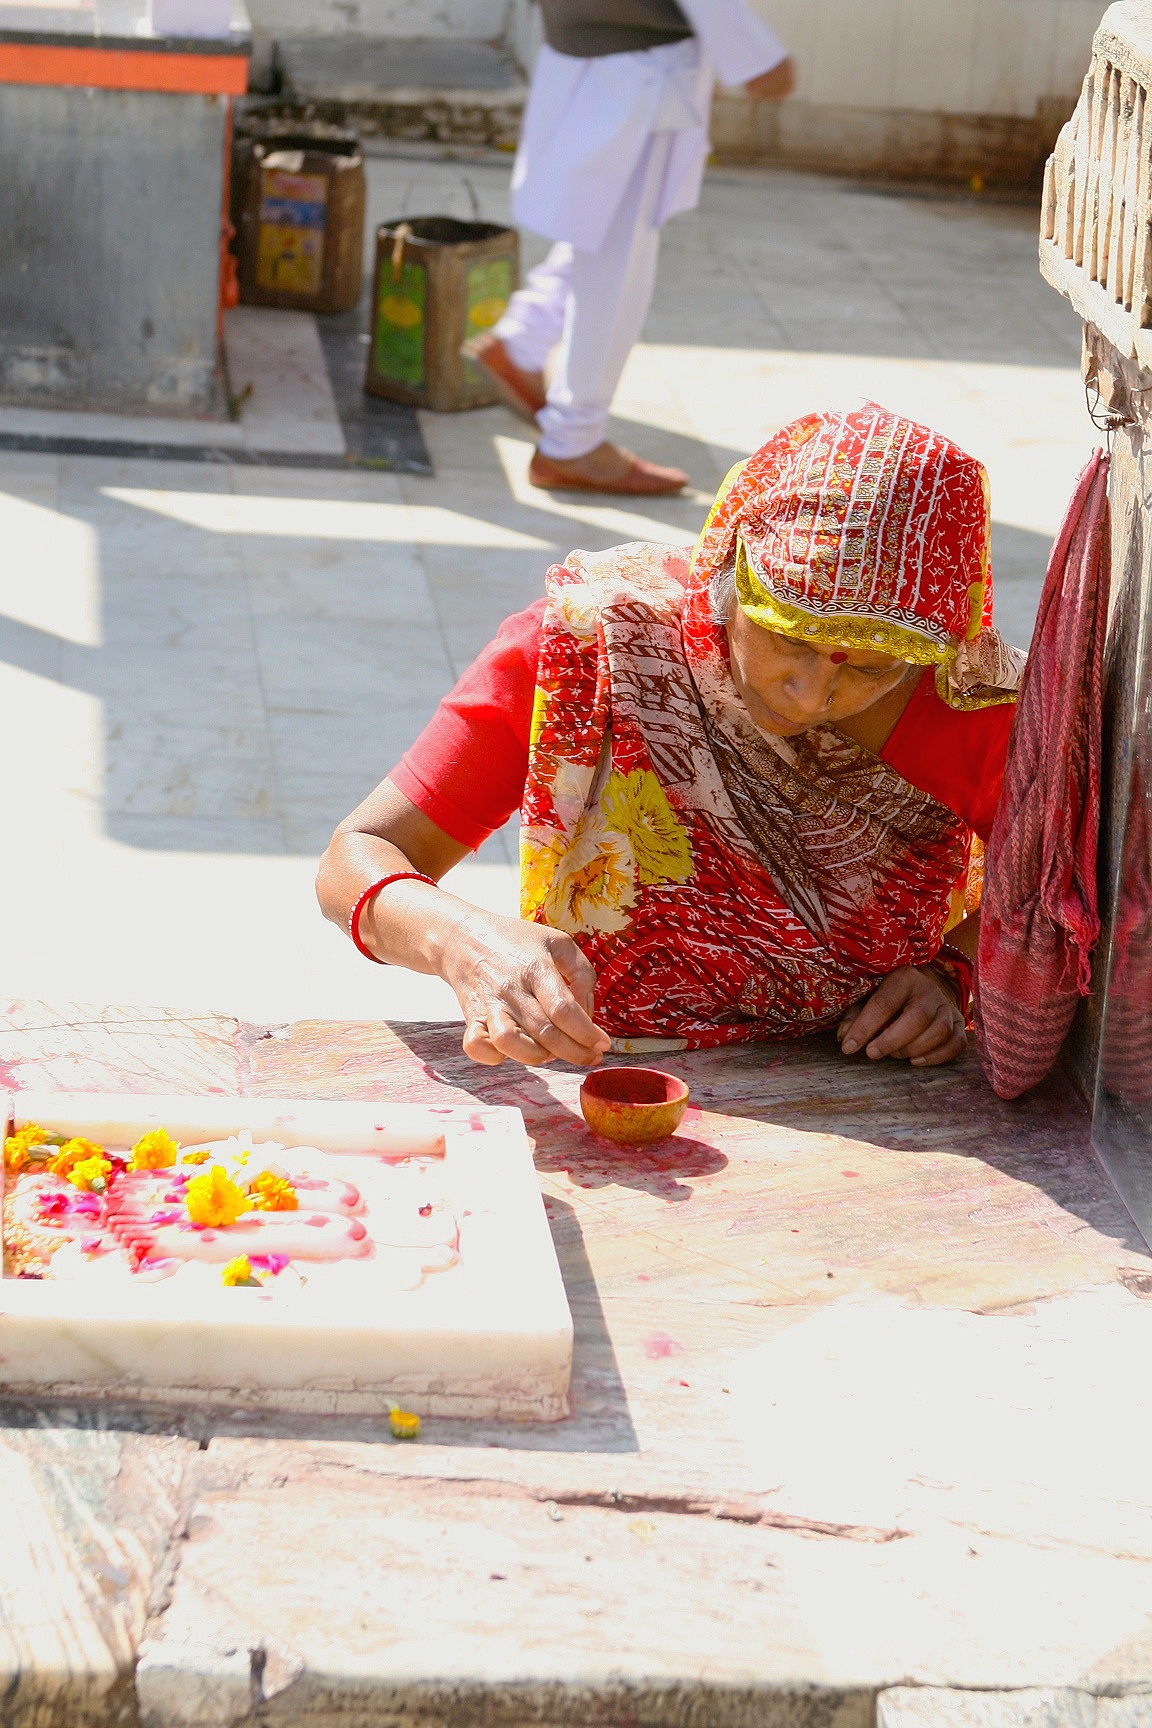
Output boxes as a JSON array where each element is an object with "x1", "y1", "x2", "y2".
[{"x1": 645, "y1": 1331, "x2": 683, "y2": 1359}]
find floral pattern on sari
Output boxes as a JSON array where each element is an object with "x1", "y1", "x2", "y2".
[{"x1": 519, "y1": 542, "x2": 976, "y2": 1047}]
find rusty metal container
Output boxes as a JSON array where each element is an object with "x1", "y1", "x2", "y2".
[
  {"x1": 364, "y1": 216, "x2": 519, "y2": 412},
  {"x1": 232, "y1": 120, "x2": 365, "y2": 315}
]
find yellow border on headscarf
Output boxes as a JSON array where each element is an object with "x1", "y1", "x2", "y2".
[{"x1": 733, "y1": 537, "x2": 954, "y2": 666}]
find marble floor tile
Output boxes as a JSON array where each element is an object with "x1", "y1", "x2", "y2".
[
  {"x1": 223, "y1": 307, "x2": 346, "y2": 458},
  {"x1": 111, "y1": 813, "x2": 288, "y2": 853},
  {"x1": 104, "y1": 727, "x2": 278, "y2": 821}
]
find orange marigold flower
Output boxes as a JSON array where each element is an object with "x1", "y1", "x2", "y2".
[
  {"x1": 180, "y1": 1148, "x2": 211, "y2": 1165},
  {"x1": 130, "y1": 1128, "x2": 179, "y2": 1172},
  {"x1": 67, "y1": 1155, "x2": 113, "y2": 1192},
  {"x1": 389, "y1": 1409, "x2": 421, "y2": 1440},
  {"x1": 185, "y1": 1166, "x2": 248, "y2": 1228},
  {"x1": 251, "y1": 1172, "x2": 298, "y2": 1212},
  {"x1": 221, "y1": 1255, "x2": 256, "y2": 1286},
  {"x1": 49, "y1": 1137, "x2": 105, "y2": 1179}
]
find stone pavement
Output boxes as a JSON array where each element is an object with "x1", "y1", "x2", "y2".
[
  {"x1": 0, "y1": 157, "x2": 1097, "y2": 1028},
  {"x1": 3, "y1": 1003, "x2": 1152, "y2": 1728}
]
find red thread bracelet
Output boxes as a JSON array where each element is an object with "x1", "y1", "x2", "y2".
[{"x1": 350, "y1": 872, "x2": 436, "y2": 964}]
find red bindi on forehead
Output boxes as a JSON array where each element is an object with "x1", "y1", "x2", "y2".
[{"x1": 830, "y1": 651, "x2": 848, "y2": 663}]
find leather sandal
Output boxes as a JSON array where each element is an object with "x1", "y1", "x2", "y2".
[
  {"x1": 460, "y1": 333, "x2": 546, "y2": 423},
  {"x1": 529, "y1": 442, "x2": 689, "y2": 496}
]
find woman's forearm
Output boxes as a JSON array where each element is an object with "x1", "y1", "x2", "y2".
[{"x1": 315, "y1": 780, "x2": 480, "y2": 980}]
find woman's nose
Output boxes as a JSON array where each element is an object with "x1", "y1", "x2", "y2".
[{"x1": 782, "y1": 659, "x2": 836, "y2": 716}]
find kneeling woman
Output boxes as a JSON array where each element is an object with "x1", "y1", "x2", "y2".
[{"x1": 318, "y1": 407, "x2": 1024, "y2": 1070}]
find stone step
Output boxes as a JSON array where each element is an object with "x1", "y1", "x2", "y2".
[{"x1": 272, "y1": 36, "x2": 527, "y2": 148}]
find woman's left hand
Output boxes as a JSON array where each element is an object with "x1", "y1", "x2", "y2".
[{"x1": 837, "y1": 966, "x2": 967, "y2": 1067}]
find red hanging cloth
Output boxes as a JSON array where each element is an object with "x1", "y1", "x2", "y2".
[{"x1": 976, "y1": 449, "x2": 1111, "y2": 1099}]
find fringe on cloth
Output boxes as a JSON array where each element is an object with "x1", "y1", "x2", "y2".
[{"x1": 975, "y1": 450, "x2": 1111, "y2": 1100}]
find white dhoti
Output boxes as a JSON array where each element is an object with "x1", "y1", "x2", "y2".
[{"x1": 495, "y1": 4, "x2": 787, "y2": 459}]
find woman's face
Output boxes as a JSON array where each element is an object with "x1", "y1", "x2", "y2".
[{"x1": 725, "y1": 602, "x2": 913, "y2": 737}]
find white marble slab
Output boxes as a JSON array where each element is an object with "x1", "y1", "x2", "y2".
[
  {"x1": 222, "y1": 308, "x2": 346, "y2": 458},
  {"x1": 0, "y1": 1093, "x2": 572, "y2": 1420}
]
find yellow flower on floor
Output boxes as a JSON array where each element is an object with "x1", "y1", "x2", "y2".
[
  {"x1": 130, "y1": 1128, "x2": 179, "y2": 1172},
  {"x1": 390, "y1": 1408, "x2": 421, "y2": 1440},
  {"x1": 543, "y1": 814, "x2": 637, "y2": 936},
  {"x1": 185, "y1": 1166, "x2": 249, "y2": 1228},
  {"x1": 49, "y1": 1137, "x2": 105, "y2": 1180},
  {"x1": 180, "y1": 1148, "x2": 212, "y2": 1165},
  {"x1": 4, "y1": 1124, "x2": 47, "y2": 1176},
  {"x1": 67, "y1": 1155, "x2": 112, "y2": 1192},
  {"x1": 3, "y1": 1140, "x2": 29, "y2": 1176},
  {"x1": 251, "y1": 1172, "x2": 297, "y2": 1212},
  {"x1": 600, "y1": 768, "x2": 693, "y2": 887},
  {"x1": 221, "y1": 1255, "x2": 255, "y2": 1286},
  {"x1": 4, "y1": 1124, "x2": 46, "y2": 1176}
]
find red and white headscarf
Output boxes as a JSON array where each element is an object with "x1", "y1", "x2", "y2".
[{"x1": 690, "y1": 405, "x2": 1016, "y2": 706}]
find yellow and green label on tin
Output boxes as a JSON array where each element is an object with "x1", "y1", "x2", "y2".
[
  {"x1": 374, "y1": 259, "x2": 426, "y2": 387},
  {"x1": 461, "y1": 256, "x2": 512, "y2": 384}
]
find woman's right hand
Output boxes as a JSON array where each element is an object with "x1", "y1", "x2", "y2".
[{"x1": 442, "y1": 910, "x2": 611, "y2": 1068}]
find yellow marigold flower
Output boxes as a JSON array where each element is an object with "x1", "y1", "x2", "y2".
[
  {"x1": 49, "y1": 1137, "x2": 105, "y2": 1179},
  {"x1": 4, "y1": 1124, "x2": 47, "y2": 1175},
  {"x1": 180, "y1": 1148, "x2": 211, "y2": 1165},
  {"x1": 600, "y1": 768, "x2": 693, "y2": 887},
  {"x1": 3, "y1": 1139, "x2": 29, "y2": 1176},
  {"x1": 221, "y1": 1255, "x2": 257, "y2": 1287},
  {"x1": 251, "y1": 1172, "x2": 298, "y2": 1212},
  {"x1": 390, "y1": 1409, "x2": 421, "y2": 1440},
  {"x1": 130, "y1": 1128, "x2": 179, "y2": 1172},
  {"x1": 185, "y1": 1166, "x2": 249, "y2": 1228},
  {"x1": 67, "y1": 1155, "x2": 113, "y2": 1192}
]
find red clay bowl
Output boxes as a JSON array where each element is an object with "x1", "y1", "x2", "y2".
[{"x1": 579, "y1": 1066, "x2": 690, "y2": 1146}]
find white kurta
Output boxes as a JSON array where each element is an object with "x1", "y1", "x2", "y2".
[{"x1": 510, "y1": 0, "x2": 788, "y2": 254}]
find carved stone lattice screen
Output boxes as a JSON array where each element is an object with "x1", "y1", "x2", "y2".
[{"x1": 1041, "y1": 0, "x2": 1152, "y2": 1241}]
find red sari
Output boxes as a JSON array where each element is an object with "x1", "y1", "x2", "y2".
[{"x1": 519, "y1": 407, "x2": 1023, "y2": 1048}]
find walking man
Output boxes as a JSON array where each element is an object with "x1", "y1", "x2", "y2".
[{"x1": 467, "y1": 0, "x2": 795, "y2": 496}]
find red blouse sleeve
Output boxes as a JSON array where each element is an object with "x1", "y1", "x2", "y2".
[
  {"x1": 389, "y1": 599, "x2": 544, "y2": 850},
  {"x1": 880, "y1": 667, "x2": 1015, "y2": 842}
]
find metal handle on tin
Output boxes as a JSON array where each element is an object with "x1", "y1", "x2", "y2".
[{"x1": 399, "y1": 169, "x2": 482, "y2": 222}]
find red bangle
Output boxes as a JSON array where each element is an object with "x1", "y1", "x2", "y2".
[{"x1": 350, "y1": 872, "x2": 436, "y2": 964}]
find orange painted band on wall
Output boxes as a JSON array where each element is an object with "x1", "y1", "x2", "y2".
[{"x1": 0, "y1": 41, "x2": 248, "y2": 94}]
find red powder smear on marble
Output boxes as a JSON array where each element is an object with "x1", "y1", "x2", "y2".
[
  {"x1": 841, "y1": 1171, "x2": 859, "y2": 1178},
  {"x1": 249, "y1": 1253, "x2": 289, "y2": 1275},
  {"x1": 636, "y1": 1274, "x2": 650, "y2": 1282},
  {"x1": 645, "y1": 1331, "x2": 683, "y2": 1360}
]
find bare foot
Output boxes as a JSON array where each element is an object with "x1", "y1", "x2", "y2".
[{"x1": 529, "y1": 441, "x2": 688, "y2": 496}]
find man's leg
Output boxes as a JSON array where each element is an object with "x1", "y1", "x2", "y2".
[
  {"x1": 463, "y1": 244, "x2": 572, "y2": 424},
  {"x1": 530, "y1": 136, "x2": 687, "y2": 493},
  {"x1": 493, "y1": 243, "x2": 572, "y2": 373}
]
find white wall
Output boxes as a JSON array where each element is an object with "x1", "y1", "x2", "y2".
[{"x1": 748, "y1": 0, "x2": 1105, "y2": 119}]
